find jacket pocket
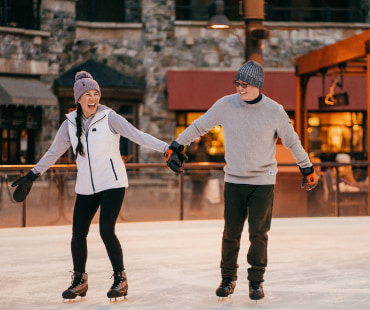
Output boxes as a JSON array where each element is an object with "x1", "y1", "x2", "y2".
[{"x1": 110, "y1": 159, "x2": 118, "y2": 181}]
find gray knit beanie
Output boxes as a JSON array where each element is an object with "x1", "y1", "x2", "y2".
[
  {"x1": 73, "y1": 71, "x2": 101, "y2": 103},
  {"x1": 235, "y1": 61, "x2": 264, "y2": 90}
]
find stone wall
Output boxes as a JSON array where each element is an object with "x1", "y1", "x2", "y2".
[
  {"x1": 262, "y1": 22, "x2": 370, "y2": 68},
  {"x1": 140, "y1": 0, "x2": 177, "y2": 162},
  {"x1": 40, "y1": 0, "x2": 76, "y2": 80}
]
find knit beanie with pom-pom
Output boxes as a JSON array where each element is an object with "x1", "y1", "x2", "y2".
[{"x1": 73, "y1": 71, "x2": 101, "y2": 103}]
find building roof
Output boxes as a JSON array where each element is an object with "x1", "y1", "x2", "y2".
[
  {"x1": 0, "y1": 76, "x2": 57, "y2": 107},
  {"x1": 295, "y1": 29, "x2": 370, "y2": 77},
  {"x1": 55, "y1": 59, "x2": 145, "y2": 89}
]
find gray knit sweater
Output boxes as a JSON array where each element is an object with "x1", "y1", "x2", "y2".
[{"x1": 176, "y1": 93, "x2": 312, "y2": 185}]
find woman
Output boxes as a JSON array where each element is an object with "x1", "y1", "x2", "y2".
[{"x1": 11, "y1": 71, "x2": 169, "y2": 301}]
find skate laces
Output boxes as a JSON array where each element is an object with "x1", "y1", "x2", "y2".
[
  {"x1": 110, "y1": 272, "x2": 125, "y2": 289},
  {"x1": 69, "y1": 271, "x2": 83, "y2": 289},
  {"x1": 221, "y1": 277, "x2": 233, "y2": 288},
  {"x1": 250, "y1": 281, "x2": 261, "y2": 290}
]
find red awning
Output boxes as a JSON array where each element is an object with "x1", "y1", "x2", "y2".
[{"x1": 167, "y1": 69, "x2": 367, "y2": 111}]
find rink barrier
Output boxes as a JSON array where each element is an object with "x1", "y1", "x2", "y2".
[{"x1": 0, "y1": 161, "x2": 370, "y2": 227}]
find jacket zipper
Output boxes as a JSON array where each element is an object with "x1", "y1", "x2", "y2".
[
  {"x1": 110, "y1": 159, "x2": 118, "y2": 180},
  {"x1": 84, "y1": 114, "x2": 107, "y2": 193},
  {"x1": 85, "y1": 135, "x2": 95, "y2": 192}
]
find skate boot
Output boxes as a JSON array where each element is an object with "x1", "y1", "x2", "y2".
[
  {"x1": 107, "y1": 271, "x2": 128, "y2": 301},
  {"x1": 249, "y1": 281, "x2": 264, "y2": 301},
  {"x1": 216, "y1": 277, "x2": 236, "y2": 298},
  {"x1": 62, "y1": 271, "x2": 88, "y2": 300}
]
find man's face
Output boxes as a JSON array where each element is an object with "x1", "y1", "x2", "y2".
[{"x1": 233, "y1": 80, "x2": 260, "y2": 101}]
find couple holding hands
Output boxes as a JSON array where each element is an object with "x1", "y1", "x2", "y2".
[{"x1": 12, "y1": 61, "x2": 317, "y2": 302}]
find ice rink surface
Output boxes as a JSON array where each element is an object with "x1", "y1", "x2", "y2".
[{"x1": 1, "y1": 217, "x2": 370, "y2": 310}]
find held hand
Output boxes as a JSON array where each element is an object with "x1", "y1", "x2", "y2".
[
  {"x1": 11, "y1": 171, "x2": 39, "y2": 202},
  {"x1": 164, "y1": 141, "x2": 188, "y2": 173},
  {"x1": 299, "y1": 166, "x2": 318, "y2": 191}
]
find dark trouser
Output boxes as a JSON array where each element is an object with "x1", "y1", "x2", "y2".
[
  {"x1": 221, "y1": 182, "x2": 274, "y2": 282},
  {"x1": 71, "y1": 187, "x2": 125, "y2": 273}
]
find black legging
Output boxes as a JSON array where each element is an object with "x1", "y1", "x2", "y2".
[{"x1": 71, "y1": 187, "x2": 125, "y2": 273}]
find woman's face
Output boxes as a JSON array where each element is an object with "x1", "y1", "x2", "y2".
[{"x1": 78, "y1": 90, "x2": 100, "y2": 118}]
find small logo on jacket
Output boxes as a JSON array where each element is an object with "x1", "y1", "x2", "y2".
[{"x1": 92, "y1": 128, "x2": 96, "y2": 132}]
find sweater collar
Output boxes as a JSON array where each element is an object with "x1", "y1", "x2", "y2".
[
  {"x1": 66, "y1": 104, "x2": 109, "y2": 126},
  {"x1": 244, "y1": 93, "x2": 262, "y2": 104}
]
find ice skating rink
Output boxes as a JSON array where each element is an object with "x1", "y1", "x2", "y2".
[{"x1": 1, "y1": 217, "x2": 370, "y2": 310}]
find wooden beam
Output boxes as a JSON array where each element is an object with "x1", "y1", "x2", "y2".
[
  {"x1": 295, "y1": 75, "x2": 310, "y2": 150},
  {"x1": 302, "y1": 78, "x2": 308, "y2": 151},
  {"x1": 367, "y1": 52, "x2": 370, "y2": 215},
  {"x1": 296, "y1": 30, "x2": 370, "y2": 76},
  {"x1": 295, "y1": 76, "x2": 302, "y2": 138}
]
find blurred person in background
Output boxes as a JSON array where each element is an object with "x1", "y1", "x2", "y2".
[
  {"x1": 331, "y1": 153, "x2": 367, "y2": 191},
  {"x1": 187, "y1": 136, "x2": 210, "y2": 216}
]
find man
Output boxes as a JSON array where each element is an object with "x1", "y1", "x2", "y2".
[{"x1": 165, "y1": 61, "x2": 318, "y2": 301}]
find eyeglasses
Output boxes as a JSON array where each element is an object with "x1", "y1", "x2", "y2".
[{"x1": 233, "y1": 81, "x2": 250, "y2": 89}]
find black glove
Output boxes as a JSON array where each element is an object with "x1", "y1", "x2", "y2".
[
  {"x1": 11, "y1": 171, "x2": 39, "y2": 202},
  {"x1": 299, "y1": 166, "x2": 318, "y2": 191},
  {"x1": 164, "y1": 141, "x2": 188, "y2": 173}
]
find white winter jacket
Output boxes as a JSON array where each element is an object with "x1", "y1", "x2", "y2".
[{"x1": 66, "y1": 108, "x2": 128, "y2": 195}]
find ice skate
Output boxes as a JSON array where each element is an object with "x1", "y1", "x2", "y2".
[
  {"x1": 216, "y1": 277, "x2": 236, "y2": 300},
  {"x1": 107, "y1": 271, "x2": 128, "y2": 302},
  {"x1": 249, "y1": 281, "x2": 264, "y2": 303},
  {"x1": 62, "y1": 271, "x2": 88, "y2": 301}
]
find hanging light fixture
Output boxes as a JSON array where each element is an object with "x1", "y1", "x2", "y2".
[{"x1": 206, "y1": 0, "x2": 231, "y2": 29}]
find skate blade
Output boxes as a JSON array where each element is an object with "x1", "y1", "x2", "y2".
[
  {"x1": 62, "y1": 296, "x2": 86, "y2": 303},
  {"x1": 217, "y1": 295, "x2": 232, "y2": 302},
  {"x1": 252, "y1": 298, "x2": 263, "y2": 307},
  {"x1": 109, "y1": 295, "x2": 128, "y2": 303}
]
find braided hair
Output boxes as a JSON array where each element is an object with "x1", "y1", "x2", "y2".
[{"x1": 75, "y1": 103, "x2": 84, "y2": 156}]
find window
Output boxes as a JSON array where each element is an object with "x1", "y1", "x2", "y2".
[
  {"x1": 1, "y1": 129, "x2": 19, "y2": 164},
  {"x1": 266, "y1": 0, "x2": 365, "y2": 23},
  {"x1": 0, "y1": 128, "x2": 35, "y2": 164},
  {"x1": 0, "y1": 106, "x2": 40, "y2": 164},
  {"x1": 0, "y1": 0, "x2": 41, "y2": 30},
  {"x1": 307, "y1": 112, "x2": 366, "y2": 160},
  {"x1": 176, "y1": 0, "x2": 214, "y2": 21},
  {"x1": 76, "y1": 0, "x2": 141, "y2": 23},
  {"x1": 175, "y1": 0, "x2": 242, "y2": 21},
  {"x1": 175, "y1": 0, "x2": 366, "y2": 23},
  {"x1": 176, "y1": 112, "x2": 225, "y2": 162}
]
